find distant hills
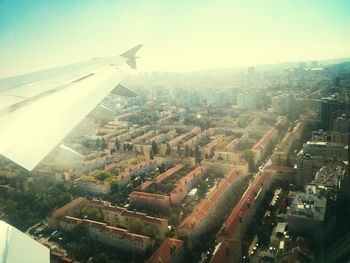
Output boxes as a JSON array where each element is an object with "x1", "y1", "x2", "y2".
[
  {"x1": 255, "y1": 57, "x2": 350, "y2": 72},
  {"x1": 140, "y1": 57, "x2": 350, "y2": 75}
]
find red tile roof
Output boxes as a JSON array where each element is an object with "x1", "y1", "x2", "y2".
[
  {"x1": 62, "y1": 216, "x2": 83, "y2": 225},
  {"x1": 218, "y1": 171, "x2": 271, "y2": 240},
  {"x1": 83, "y1": 219, "x2": 106, "y2": 229},
  {"x1": 140, "y1": 164, "x2": 184, "y2": 191},
  {"x1": 174, "y1": 166, "x2": 207, "y2": 187},
  {"x1": 154, "y1": 164, "x2": 184, "y2": 184},
  {"x1": 104, "y1": 162, "x2": 119, "y2": 172},
  {"x1": 276, "y1": 122, "x2": 304, "y2": 154},
  {"x1": 210, "y1": 239, "x2": 241, "y2": 263},
  {"x1": 89, "y1": 199, "x2": 168, "y2": 225},
  {"x1": 252, "y1": 128, "x2": 277, "y2": 151},
  {"x1": 223, "y1": 138, "x2": 240, "y2": 152},
  {"x1": 51, "y1": 197, "x2": 86, "y2": 218},
  {"x1": 117, "y1": 161, "x2": 155, "y2": 181},
  {"x1": 129, "y1": 191, "x2": 170, "y2": 201},
  {"x1": 146, "y1": 238, "x2": 183, "y2": 263},
  {"x1": 178, "y1": 169, "x2": 241, "y2": 232}
]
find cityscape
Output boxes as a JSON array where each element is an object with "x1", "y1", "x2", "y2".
[{"x1": 0, "y1": 1, "x2": 350, "y2": 263}]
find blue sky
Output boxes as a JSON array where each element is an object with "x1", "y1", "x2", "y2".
[{"x1": 1, "y1": 0, "x2": 350, "y2": 77}]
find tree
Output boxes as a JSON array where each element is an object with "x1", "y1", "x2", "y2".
[
  {"x1": 159, "y1": 163, "x2": 166, "y2": 173},
  {"x1": 71, "y1": 224, "x2": 87, "y2": 239},
  {"x1": 151, "y1": 141, "x2": 158, "y2": 155},
  {"x1": 70, "y1": 236, "x2": 92, "y2": 261},
  {"x1": 110, "y1": 181, "x2": 119, "y2": 192},
  {"x1": 165, "y1": 143, "x2": 172, "y2": 155},
  {"x1": 127, "y1": 143, "x2": 133, "y2": 151},
  {"x1": 149, "y1": 149, "x2": 154, "y2": 160},
  {"x1": 177, "y1": 144, "x2": 182, "y2": 156},
  {"x1": 1, "y1": 179, "x2": 73, "y2": 231},
  {"x1": 100, "y1": 138, "x2": 107, "y2": 149},
  {"x1": 95, "y1": 172, "x2": 110, "y2": 181},
  {"x1": 128, "y1": 219, "x2": 145, "y2": 235},
  {"x1": 243, "y1": 149, "x2": 255, "y2": 172},
  {"x1": 185, "y1": 145, "x2": 190, "y2": 156},
  {"x1": 84, "y1": 207, "x2": 103, "y2": 221},
  {"x1": 197, "y1": 180, "x2": 207, "y2": 199},
  {"x1": 94, "y1": 253, "x2": 108, "y2": 263},
  {"x1": 96, "y1": 138, "x2": 101, "y2": 149},
  {"x1": 195, "y1": 146, "x2": 202, "y2": 164},
  {"x1": 115, "y1": 138, "x2": 121, "y2": 150}
]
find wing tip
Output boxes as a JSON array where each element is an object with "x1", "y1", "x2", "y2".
[
  {"x1": 120, "y1": 44, "x2": 143, "y2": 59},
  {"x1": 120, "y1": 44, "x2": 143, "y2": 69}
]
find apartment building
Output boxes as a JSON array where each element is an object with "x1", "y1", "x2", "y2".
[
  {"x1": 169, "y1": 166, "x2": 208, "y2": 205},
  {"x1": 129, "y1": 191, "x2": 171, "y2": 209},
  {"x1": 178, "y1": 169, "x2": 243, "y2": 244},
  {"x1": 203, "y1": 135, "x2": 225, "y2": 157},
  {"x1": 146, "y1": 238, "x2": 184, "y2": 263},
  {"x1": 210, "y1": 171, "x2": 272, "y2": 262},
  {"x1": 59, "y1": 216, "x2": 153, "y2": 252},
  {"x1": 287, "y1": 192, "x2": 327, "y2": 241},
  {"x1": 89, "y1": 199, "x2": 168, "y2": 237},
  {"x1": 168, "y1": 127, "x2": 201, "y2": 148},
  {"x1": 75, "y1": 178, "x2": 111, "y2": 195},
  {"x1": 149, "y1": 129, "x2": 177, "y2": 144},
  {"x1": 251, "y1": 128, "x2": 278, "y2": 164},
  {"x1": 117, "y1": 160, "x2": 157, "y2": 186},
  {"x1": 140, "y1": 164, "x2": 184, "y2": 191},
  {"x1": 303, "y1": 141, "x2": 348, "y2": 161},
  {"x1": 272, "y1": 121, "x2": 304, "y2": 165},
  {"x1": 183, "y1": 128, "x2": 216, "y2": 148},
  {"x1": 132, "y1": 166, "x2": 208, "y2": 209},
  {"x1": 75, "y1": 160, "x2": 156, "y2": 195},
  {"x1": 214, "y1": 151, "x2": 243, "y2": 162},
  {"x1": 48, "y1": 198, "x2": 166, "y2": 253},
  {"x1": 202, "y1": 159, "x2": 249, "y2": 175}
]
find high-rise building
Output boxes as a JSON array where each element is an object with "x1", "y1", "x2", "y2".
[
  {"x1": 332, "y1": 114, "x2": 350, "y2": 133},
  {"x1": 271, "y1": 93, "x2": 294, "y2": 116},
  {"x1": 320, "y1": 99, "x2": 345, "y2": 130}
]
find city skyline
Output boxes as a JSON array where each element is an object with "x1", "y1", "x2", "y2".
[{"x1": 1, "y1": 0, "x2": 350, "y2": 78}]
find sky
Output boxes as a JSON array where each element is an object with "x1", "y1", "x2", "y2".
[{"x1": 0, "y1": 0, "x2": 350, "y2": 77}]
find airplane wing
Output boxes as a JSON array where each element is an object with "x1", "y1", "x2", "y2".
[{"x1": 0, "y1": 44, "x2": 142, "y2": 171}]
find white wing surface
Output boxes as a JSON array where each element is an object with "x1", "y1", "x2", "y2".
[{"x1": 0, "y1": 45, "x2": 142, "y2": 170}]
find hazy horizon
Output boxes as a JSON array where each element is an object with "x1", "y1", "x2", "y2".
[{"x1": 1, "y1": 0, "x2": 350, "y2": 78}]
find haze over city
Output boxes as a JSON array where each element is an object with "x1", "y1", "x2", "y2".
[
  {"x1": 1, "y1": 0, "x2": 350, "y2": 77},
  {"x1": 1, "y1": 1, "x2": 350, "y2": 263}
]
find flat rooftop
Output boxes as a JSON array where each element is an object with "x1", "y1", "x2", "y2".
[{"x1": 287, "y1": 192, "x2": 327, "y2": 221}]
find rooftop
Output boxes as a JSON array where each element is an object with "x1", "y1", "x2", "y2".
[
  {"x1": 210, "y1": 239, "x2": 241, "y2": 263},
  {"x1": 129, "y1": 191, "x2": 170, "y2": 201},
  {"x1": 63, "y1": 216, "x2": 151, "y2": 243},
  {"x1": 51, "y1": 197, "x2": 86, "y2": 219},
  {"x1": 153, "y1": 164, "x2": 184, "y2": 184},
  {"x1": 146, "y1": 238, "x2": 183, "y2": 263},
  {"x1": 218, "y1": 171, "x2": 271, "y2": 239},
  {"x1": 179, "y1": 169, "x2": 241, "y2": 231},
  {"x1": 287, "y1": 192, "x2": 327, "y2": 221},
  {"x1": 89, "y1": 199, "x2": 168, "y2": 225},
  {"x1": 312, "y1": 164, "x2": 342, "y2": 188},
  {"x1": 252, "y1": 128, "x2": 277, "y2": 151}
]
